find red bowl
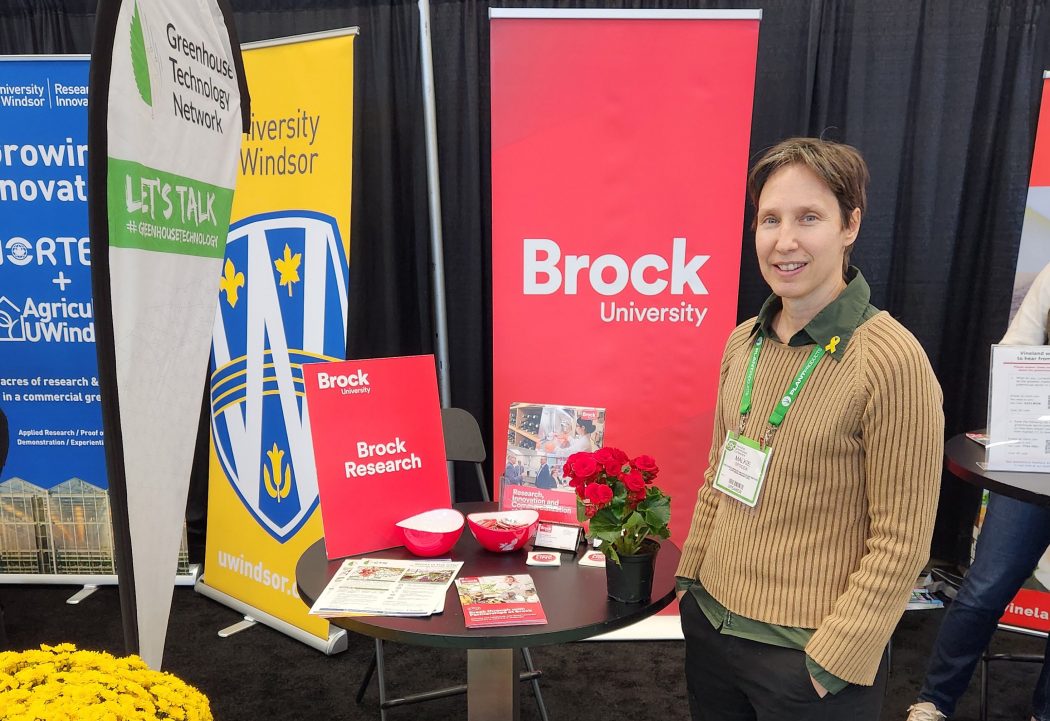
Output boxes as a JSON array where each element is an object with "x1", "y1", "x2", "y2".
[
  {"x1": 466, "y1": 510, "x2": 539, "y2": 552},
  {"x1": 395, "y1": 508, "x2": 464, "y2": 557}
]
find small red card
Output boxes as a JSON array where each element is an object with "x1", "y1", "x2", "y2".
[{"x1": 303, "y1": 355, "x2": 451, "y2": 558}]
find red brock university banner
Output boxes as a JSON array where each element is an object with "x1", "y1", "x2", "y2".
[{"x1": 490, "y1": 9, "x2": 760, "y2": 637}]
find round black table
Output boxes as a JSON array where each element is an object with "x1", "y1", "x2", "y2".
[
  {"x1": 945, "y1": 433, "x2": 1050, "y2": 507},
  {"x1": 296, "y1": 502, "x2": 679, "y2": 721}
]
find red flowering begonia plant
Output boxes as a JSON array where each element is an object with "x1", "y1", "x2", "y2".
[{"x1": 562, "y1": 448, "x2": 671, "y2": 564}]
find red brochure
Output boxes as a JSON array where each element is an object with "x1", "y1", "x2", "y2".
[
  {"x1": 302, "y1": 355, "x2": 450, "y2": 558},
  {"x1": 455, "y1": 574, "x2": 548, "y2": 628}
]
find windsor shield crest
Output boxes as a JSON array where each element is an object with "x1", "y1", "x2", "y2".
[{"x1": 210, "y1": 210, "x2": 349, "y2": 542}]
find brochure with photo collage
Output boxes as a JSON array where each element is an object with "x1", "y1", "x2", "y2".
[{"x1": 500, "y1": 403, "x2": 606, "y2": 524}]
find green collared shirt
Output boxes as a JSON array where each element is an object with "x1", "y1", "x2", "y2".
[
  {"x1": 678, "y1": 268, "x2": 881, "y2": 695},
  {"x1": 751, "y1": 266, "x2": 879, "y2": 360}
]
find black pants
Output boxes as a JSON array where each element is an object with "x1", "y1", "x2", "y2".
[{"x1": 681, "y1": 592, "x2": 887, "y2": 721}]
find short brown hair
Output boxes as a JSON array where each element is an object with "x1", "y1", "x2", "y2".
[
  {"x1": 747, "y1": 137, "x2": 869, "y2": 228},
  {"x1": 747, "y1": 138, "x2": 869, "y2": 273}
]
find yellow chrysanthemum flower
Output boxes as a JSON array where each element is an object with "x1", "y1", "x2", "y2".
[{"x1": 0, "y1": 645, "x2": 212, "y2": 721}]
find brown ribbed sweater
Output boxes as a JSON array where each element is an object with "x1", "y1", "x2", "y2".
[{"x1": 676, "y1": 312, "x2": 943, "y2": 685}]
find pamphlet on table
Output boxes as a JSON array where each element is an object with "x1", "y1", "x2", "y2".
[
  {"x1": 302, "y1": 355, "x2": 452, "y2": 558},
  {"x1": 455, "y1": 574, "x2": 548, "y2": 628},
  {"x1": 309, "y1": 557, "x2": 462, "y2": 618},
  {"x1": 500, "y1": 402, "x2": 605, "y2": 523}
]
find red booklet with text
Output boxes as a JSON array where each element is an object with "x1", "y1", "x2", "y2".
[
  {"x1": 302, "y1": 355, "x2": 451, "y2": 558},
  {"x1": 455, "y1": 574, "x2": 548, "y2": 628}
]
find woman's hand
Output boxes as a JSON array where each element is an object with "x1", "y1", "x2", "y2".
[{"x1": 810, "y1": 675, "x2": 828, "y2": 699}]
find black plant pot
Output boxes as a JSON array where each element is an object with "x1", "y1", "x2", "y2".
[{"x1": 605, "y1": 539, "x2": 660, "y2": 603}]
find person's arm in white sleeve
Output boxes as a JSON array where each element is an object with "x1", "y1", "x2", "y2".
[{"x1": 1001, "y1": 263, "x2": 1050, "y2": 345}]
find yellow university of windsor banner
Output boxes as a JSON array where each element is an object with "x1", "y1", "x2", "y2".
[{"x1": 199, "y1": 29, "x2": 356, "y2": 646}]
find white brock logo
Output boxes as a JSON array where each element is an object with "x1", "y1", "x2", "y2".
[{"x1": 210, "y1": 211, "x2": 348, "y2": 542}]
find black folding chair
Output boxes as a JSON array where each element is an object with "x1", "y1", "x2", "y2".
[
  {"x1": 979, "y1": 622, "x2": 1046, "y2": 721},
  {"x1": 355, "y1": 407, "x2": 549, "y2": 721}
]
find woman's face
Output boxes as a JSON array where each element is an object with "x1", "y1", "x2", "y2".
[{"x1": 755, "y1": 163, "x2": 860, "y2": 308}]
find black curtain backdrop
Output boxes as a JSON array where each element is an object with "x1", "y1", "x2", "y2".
[{"x1": 5, "y1": 0, "x2": 1048, "y2": 564}]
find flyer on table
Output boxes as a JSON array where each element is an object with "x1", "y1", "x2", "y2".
[
  {"x1": 309, "y1": 557, "x2": 462, "y2": 617},
  {"x1": 302, "y1": 354, "x2": 451, "y2": 558},
  {"x1": 455, "y1": 574, "x2": 547, "y2": 628}
]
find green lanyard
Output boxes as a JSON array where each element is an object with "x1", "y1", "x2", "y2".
[{"x1": 738, "y1": 335, "x2": 825, "y2": 445}]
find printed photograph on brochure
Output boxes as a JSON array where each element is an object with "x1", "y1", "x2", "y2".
[
  {"x1": 500, "y1": 402, "x2": 606, "y2": 524},
  {"x1": 503, "y1": 402, "x2": 605, "y2": 491}
]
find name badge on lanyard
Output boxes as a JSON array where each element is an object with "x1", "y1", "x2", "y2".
[
  {"x1": 713, "y1": 432, "x2": 771, "y2": 507},
  {"x1": 713, "y1": 335, "x2": 825, "y2": 508}
]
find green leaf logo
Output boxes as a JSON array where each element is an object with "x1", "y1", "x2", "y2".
[{"x1": 130, "y1": 1, "x2": 152, "y2": 107}]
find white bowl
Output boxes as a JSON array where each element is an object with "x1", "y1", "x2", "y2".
[{"x1": 395, "y1": 508, "x2": 465, "y2": 556}]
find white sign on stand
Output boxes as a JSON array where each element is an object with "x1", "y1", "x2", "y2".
[{"x1": 987, "y1": 344, "x2": 1050, "y2": 471}]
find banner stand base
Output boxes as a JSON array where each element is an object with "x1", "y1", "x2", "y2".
[
  {"x1": 194, "y1": 579, "x2": 348, "y2": 655},
  {"x1": 0, "y1": 565, "x2": 201, "y2": 588},
  {"x1": 66, "y1": 585, "x2": 99, "y2": 604},
  {"x1": 217, "y1": 615, "x2": 258, "y2": 638},
  {"x1": 177, "y1": 563, "x2": 202, "y2": 586}
]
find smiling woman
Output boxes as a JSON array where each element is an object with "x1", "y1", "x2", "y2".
[{"x1": 676, "y1": 138, "x2": 944, "y2": 721}]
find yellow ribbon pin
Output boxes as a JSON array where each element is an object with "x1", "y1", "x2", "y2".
[{"x1": 825, "y1": 336, "x2": 841, "y2": 354}]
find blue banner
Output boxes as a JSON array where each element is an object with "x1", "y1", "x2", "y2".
[{"x1": 0, "y1": 58, "x2": 105, "y2": 491}]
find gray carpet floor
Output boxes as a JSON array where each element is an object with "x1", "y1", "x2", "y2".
[{"x1": 0, "y1": 584, "x2": 1045, "y2": 720}]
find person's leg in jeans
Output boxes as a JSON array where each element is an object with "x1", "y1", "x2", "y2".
[{"x1": 916, "y1": 493, "x2": 1050, "y2": 716}]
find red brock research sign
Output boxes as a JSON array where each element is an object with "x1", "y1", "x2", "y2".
[
  {"x1": 302, "y1": 355, "x2": 450, "y2": 558},
  {"x1": 490, "y1": 8, "x2": 760, "y2": 636}
]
